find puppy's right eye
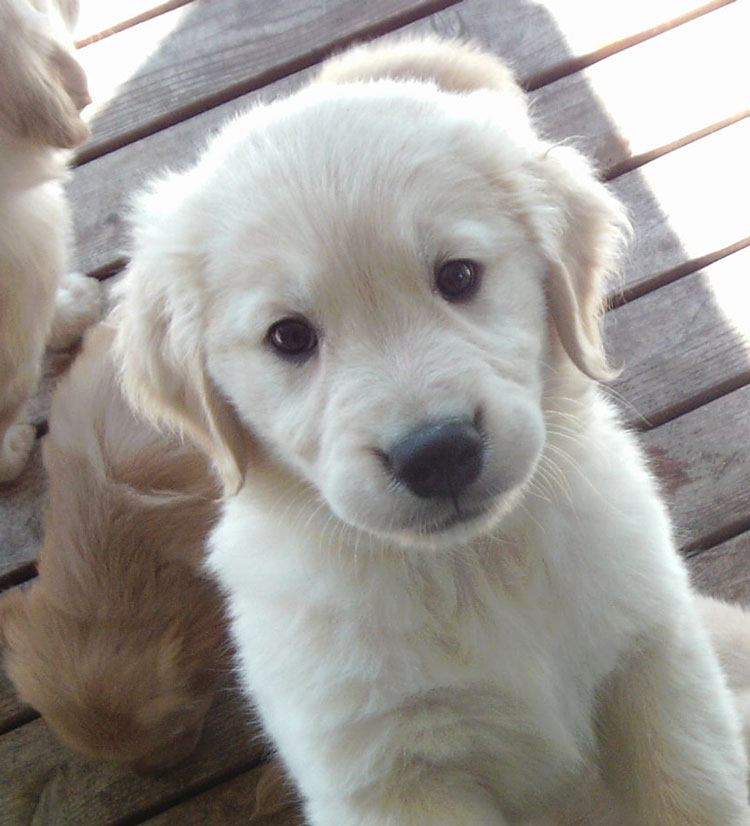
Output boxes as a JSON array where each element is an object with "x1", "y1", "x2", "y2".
[
  {"x1": 267, "y1": 317, "x2": 317, "y2": 358},
  {"x1": 434, "y1": 259, "x2": 481, "y2": 302}
]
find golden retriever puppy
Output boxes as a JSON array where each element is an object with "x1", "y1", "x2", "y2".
[
  {"x1": 113, "y1": 38, "x2": 750, "y2": 822},
  {"x1": 0, "y1": 322, "x2": 227, "y2": 774},
  {"x1": 0, "y1": 0, "x2": 100, "y2": 482}
]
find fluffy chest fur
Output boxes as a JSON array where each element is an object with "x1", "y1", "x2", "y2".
[{"x1": 209, "y1": 395, "x2": 683, "y2": 819}]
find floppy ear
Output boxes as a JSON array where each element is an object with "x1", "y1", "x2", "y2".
[
  {"x1": 0, "y1": 2, "x2": 90, "y2": 148},
  {"x1": 527, "y1": 145, "x2": 629, "y2": 380},
  {"x1": 113, "y1": 178, "x2": 248, "y2": 494}
]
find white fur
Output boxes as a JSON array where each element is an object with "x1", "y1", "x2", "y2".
[
  {"x1": 114, "y1": 38, "x2": 750, "y2": 825},
  {"x1": 0, "y1": 0, "x2": 99, "y2": 482}
]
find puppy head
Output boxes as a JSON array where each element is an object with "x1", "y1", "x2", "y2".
[
  {"x1": 0, "y1": 0, "x2": 90, "y2": 148},
  {"x1": 115, "y1": 62, "x2": 626, "y2": 550},
  {"x1": 0, "y1": 574, "x2": 223, "y2": 775}
]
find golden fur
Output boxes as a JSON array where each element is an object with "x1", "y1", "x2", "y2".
[{"x1": 0, "y1": 322, "x2": 228, "y2": 774}]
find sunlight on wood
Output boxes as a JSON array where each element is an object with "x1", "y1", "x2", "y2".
[
  {"x1": 74, "y1": 0, "x2": 188, "y2": 43},
  {"x1": 541, "y1": 0, "x2": 729, "y2": 56},
  {"x1": 75, "y1": 5, "x2": 190, "y2": 123},
  {"x1": 563, "y1": 2, "x2": 748, "y2": 163},
  {"x1": 634, "y1": 118, "x2": 750, "y2": 260}
]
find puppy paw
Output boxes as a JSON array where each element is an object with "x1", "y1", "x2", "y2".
[
  {"x1": 0, "y1": 424, "x2": 36, "y2": 483},
  {"x1": 47, "y1": 272, "x2": 102, "y2": 351}
]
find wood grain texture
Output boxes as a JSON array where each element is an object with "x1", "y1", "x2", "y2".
[
  {"x1": 74, "y1": 0, "x2": 459, "y2": 161},
  {"x1": 0, "y1": 446, "x2": 46, "y2": 587},
  {"x1": 0, "y1": 685, "x2": 261, "y2": 826},
  {"x1": 690, "y1": 531, "x2": 750, "y2": 604},
  {"x1": 606, "y1": 246, "x2": 750, "y2": 429},
  {"x1": 140, "y1": 761, "x2": 304, "y2": 825},
  {"x1": 640, "y1": 384, "x2": 750, "y2": 554},
  {"x1": 0, "y1": 665, "x2": 36, "y2": 735}
]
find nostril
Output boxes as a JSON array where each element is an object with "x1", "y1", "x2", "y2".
[
  {"x1": 410, "y1": 464, "x2": 435, "y2": 487},
  {"x1": 387, "y1": 418, "x2": 484, "y2": 499}
]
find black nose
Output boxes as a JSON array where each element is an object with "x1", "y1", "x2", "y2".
[{"x1": 387, "y1": 419, "x2": 483, "y2": 499}]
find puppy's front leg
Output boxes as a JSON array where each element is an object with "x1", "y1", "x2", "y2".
[
  {"x1": 47, "y1": 271, "x2": 101, "y2": 351},
  {"x1": 597, "y1": 618, "x2": 750, "y2": 825}
]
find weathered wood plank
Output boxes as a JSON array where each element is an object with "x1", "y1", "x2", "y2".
[
  {"x1": 140, "y1": 762, "x2": 303, "y2": 825},
  {"x1": 74, "y1": 4, "x2": 193, "y2": 135},
  {"x1": 0, "y1": 684, "x2": 260, "y2": 826},
  {"x1": 530, "y1": 1, "x2": 749, "y2": 178},
  {"x1": 690, "y1": 531, "x2": 750, "y2": 604},
  {"x1": 640, "y1": 384, "x2": 750, "y2": 554},
  {"x1": 606, "y1": 246, "x2": 750, "y2": 429},
  {"x1": 0, "y1": 446, "x2": 46, "y2": 588},
  {"x1": 611, "y1": 117, "x2": 750, "y2": 300},
  {"x1": 74, "y1": 0, "x2": 458, "y2": 161},
  {"x1": 408, "y1": 0, "x2": 735, "y2": 88},
  {"x1": 0, "y1": 666, "x2": 36, "y2": 735}
]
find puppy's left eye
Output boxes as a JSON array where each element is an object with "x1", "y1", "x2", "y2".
[
  {"x1": 267, "y1": 317, "x2": 318, "y2": 358},
  {"x1": 434, "y1": 259, "x2": 481, "y2": 302}
]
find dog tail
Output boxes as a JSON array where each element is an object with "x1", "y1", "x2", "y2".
[{"x1": 317, "y1": 36, "x2": 523, "y2": 99}]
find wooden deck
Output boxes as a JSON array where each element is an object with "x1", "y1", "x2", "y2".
[{"x1": 1, "y1": 0, "x2": 749, "y2": 822}]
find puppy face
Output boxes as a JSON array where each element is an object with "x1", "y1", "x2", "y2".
[{"x1": 117, "y1": 81, "x2": 625, "y2": 551}]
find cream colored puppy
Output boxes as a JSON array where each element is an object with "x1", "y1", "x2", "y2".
[
  {"x1": 0, "y1": 0, "x2": 100, "y2": 482},
  {"x1": 251, "y1": 592, "x2": 750, "y2": 826},
  {"x1": 114, "y1": 39, "x2": 750, "y2": 824}
]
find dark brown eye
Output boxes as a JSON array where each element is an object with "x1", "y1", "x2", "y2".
[
  {"x1": 267, "y1": 317, "x2": 317, "y2": 358},
  {"x1": 434, "y1": 259, "x2": 480, "y2": 302}
]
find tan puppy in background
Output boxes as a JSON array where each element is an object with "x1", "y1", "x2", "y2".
[
  {"x1": 114, "y1": 37, "x2": 750, "y2": 824},
  {"x1": 0, "y1": 322, "x2": 227, "y2": 774},
  {"x1": 0, "y1": 0, "x2": 100, "y2": 482}
]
